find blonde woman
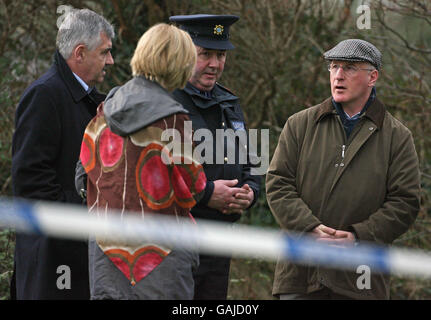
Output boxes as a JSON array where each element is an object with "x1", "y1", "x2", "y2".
[{"x1": 78, "y1": 23, "x2": 206, "y2": 299}]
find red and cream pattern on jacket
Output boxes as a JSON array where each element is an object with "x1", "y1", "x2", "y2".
[{"x1": 80, "y1": 104, "x2": 206, "y2": 286}]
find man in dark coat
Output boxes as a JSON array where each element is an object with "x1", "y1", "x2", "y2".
[
  {"x1": 169, "y1": 14, "x2": 262, "y2": 300},
  {"x1": 11, "y1": 8, "x2": 114, "y2": 299}
]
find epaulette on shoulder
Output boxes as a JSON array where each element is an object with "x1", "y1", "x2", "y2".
[{"x1": 216, "y1": 82, "x2": 237, "y2": 96}]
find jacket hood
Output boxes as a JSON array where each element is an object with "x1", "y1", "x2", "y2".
[{"x1": 104, "y1": 76, "x2": 188, "y2": 136}]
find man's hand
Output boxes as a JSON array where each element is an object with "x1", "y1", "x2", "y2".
[
  {"x1": 317, "y1": 229, "x2": 356, "y2": 247},
  {"x1": 311, "y1": 224, "x2": 337, "y2": 239},
  {"x1": 207, "y1": 179, "x2": 243, "y2": 213},
  {"x1": 312, "y1": 224, "x2": 356, "y2": 247}
]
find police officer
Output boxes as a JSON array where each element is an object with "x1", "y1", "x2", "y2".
[{"x1": 169, "y1": 14, "x2": 261, "y2": 300}]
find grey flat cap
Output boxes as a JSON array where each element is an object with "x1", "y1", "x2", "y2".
[{"x1": 324, "y1": 39, "x2": 382, "y2": 70}]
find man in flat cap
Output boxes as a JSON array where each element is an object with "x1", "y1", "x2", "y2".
[
  {"x1": 266, "y1": 39, "x2": 420, "y2": 299},
  {"x1": 169, "y1": 14, "x2": 261, "y2": 300}
]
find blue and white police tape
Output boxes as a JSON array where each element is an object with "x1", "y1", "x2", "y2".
[{"x1": 1, "y1": 196, "x2": 431, "y2": 278}]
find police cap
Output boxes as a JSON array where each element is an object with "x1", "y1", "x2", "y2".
[{"x1": 169, "y1": 14, "x2": 239, "y2": 50}]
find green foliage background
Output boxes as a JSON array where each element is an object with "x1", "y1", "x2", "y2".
[{"x1": 0, "y1": 0, "x2": 430, "y2": 299}]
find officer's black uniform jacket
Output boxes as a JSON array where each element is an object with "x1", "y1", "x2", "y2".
[
  {"x1": 173, "y1": 82, "x2": 261, "y2": 222},
  {"x1": 11, "y1": 50, "x2": 105, "y2": 299}
]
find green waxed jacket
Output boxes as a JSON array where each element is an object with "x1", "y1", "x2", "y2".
[{"x1": 266, "y1": 97, "x2": 420, "y2": 299}]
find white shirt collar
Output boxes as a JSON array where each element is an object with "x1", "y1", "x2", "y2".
[
  {"x1": 72, "y1": 72, "x2": 90, "y2": 92},
  {"x1": 344, "y1": 110, "x2": 361, "y2": 120}
]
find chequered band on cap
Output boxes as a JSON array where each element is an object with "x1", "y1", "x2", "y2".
[{"x1": 324, "y1": 39, "x2": 382, "y2": 70}]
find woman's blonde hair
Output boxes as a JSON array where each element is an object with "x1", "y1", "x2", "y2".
[{"x1": 130, "y1": 23, "x2": 196, "y2": 91}]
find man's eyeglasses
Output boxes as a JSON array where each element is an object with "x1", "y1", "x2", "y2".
[{"x1": 328, "y1": 63, "x2": 375, "y2": 77}]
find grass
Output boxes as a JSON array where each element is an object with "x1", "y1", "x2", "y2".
[{"x1": 228, "y1": 258, "x2": 276, "y2": 300}]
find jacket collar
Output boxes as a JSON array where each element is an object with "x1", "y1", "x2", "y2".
[
  {"x1": 183, "y1": 82, "x2": 238, "y2": 109},
  {"x1": 54, "y1": 50, "x2": 95, "y2": 103},
  {"x1": 316, "y1": 95, "x2": 386, "y2": 130}
]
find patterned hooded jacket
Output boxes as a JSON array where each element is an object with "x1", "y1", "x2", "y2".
[{"x1": 79, "y1": 77, "x2": 206, "y2": 299}]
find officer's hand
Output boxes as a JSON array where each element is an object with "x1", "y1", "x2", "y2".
[
  {"x1": 224, "y1": 184, "x2": 254, "y2": 214},
  {"x1": 208, "y1": 179, "x2": 243, "y2": 214}
]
